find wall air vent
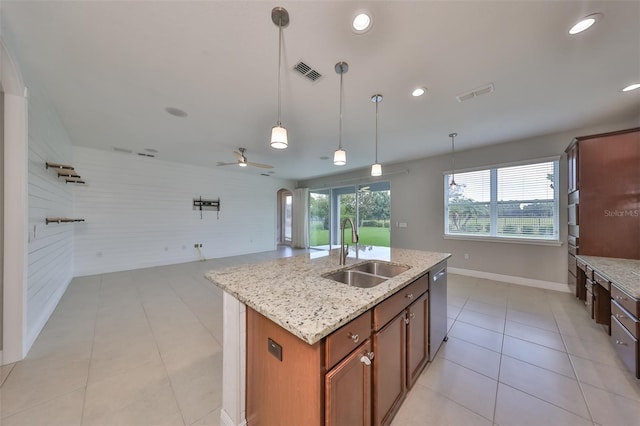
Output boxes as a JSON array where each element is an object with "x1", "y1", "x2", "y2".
[
  {"x1": 293, "y1": 61, "x2": 323, "y2": 82},
  {"x1": 456, "y1": 83, "x2": 495, "y2": 103}
]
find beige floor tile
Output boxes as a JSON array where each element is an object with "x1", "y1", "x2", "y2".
[
  {"x1": 570, "y1": 354, "x2": 640, "y2": 401},
  {"x1": 447, "y1": 303, "x2": 462, "y2": 319},
  {"x1": 448, "y1": 320, "x2": 504, "y2": 352},
  {"x1": 468, "y1": 291, "x2": 508, "y2": 307},
  {"x1": 494, "y1": 383, "x2": 592, "y2": 426},
  {"x1": 499, "y1": 355, "x2": 589, "y2": 418},
  {"x1": 0, "y1": 358, "x2": 89, "y2": 418},
  {"x1": 447, "y1": 317, "x2": 455, "y2": 332},
  {"x1": 392, "y1": 382, "x2": 492, "y2": 426},
  {"x1": 562, "y1": 333, "x2": 628, "y2": 369},
  {"x1": 581, "y1": 382, "x2": 640, "y2": 426},
  {"x1": 448, "y1": 295, "x2": 469, "y2": 309},
  {"x1": 502, "y1": 335, "x2": 575, "y2": 378},
  {"x1": 464, "y1": 299, "x2": 507, "y2": 318},
  {"x1": 457, "y1": 309, "x2": 506, "y2": 333},
  {"x1": 189, "y1": 407, "x2": 221, "y2": 426},
  {"x1": 507, "y1": 308, "x2": 559, "y2": 332},
  {"x1": 1, "y1": 388, "x2": 84, "y2": 426},
  {"x1": 168, "y1": 352, "x2": 222, "y2": 425},
  {"x1": 437, "y1": 336, "x2": 501, "y2": 379},
  {"x1": 418, "y1": 357, "x2": 498, "y2": 420},
  {"x1": 504, "y1": 320, "x2": 566, "y2": 351},
  {"x1": 82, "y1": 359, "x2": 183, "y2": 425},
  {"x1": 0, "y1": 362, "x2": 15, "y2": 387}
]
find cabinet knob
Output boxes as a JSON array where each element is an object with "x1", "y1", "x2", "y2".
[
  {"x1": 359, "y1": 351, "x2": 374, "y2": 366},
  {"x1": 406, "y1": 293, "x2": 414, "y2": 300},
  {"x1": 348, "y1": 333, "x2": 359, "y2": 344},
  {"x1": 615, "y1": 313, "x2": 625, "y2": 319},
  {"x1": 615, "y1": 295, "x2": 627, "y2": 301},
  {"x1": 615, "y1": 340, "x2": 628, "y2": 346},
  {"x1": 410, "y1": 312, "x2": 416, "y2": 319},
  {"x1": 404, "y1": 316, "x2": 410, "y2": 325}
]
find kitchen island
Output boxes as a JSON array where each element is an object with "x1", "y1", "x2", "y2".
[{"x1": 206, "y1": 246, "x2": 450, "y2": 426}]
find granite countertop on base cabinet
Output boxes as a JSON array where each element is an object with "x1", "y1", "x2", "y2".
[
  {"x1": 577, "y1": 255, "x2": 640, "y2": 299},
  {"x1": 205, "y1": 246, "x2": 450, "y2": 345}
]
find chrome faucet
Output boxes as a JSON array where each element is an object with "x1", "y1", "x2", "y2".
[{"x1": 340, "y1": 218, "x2": 359, "y2": 265}]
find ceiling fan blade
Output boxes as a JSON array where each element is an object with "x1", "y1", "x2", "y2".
[
  {"x1": 232, "y1": 150, "x2": 243, "y2": 159},
  {"x1": 248, "y1": 161, "x2": 274, "y2": 169},
  {"x1": 216, "y1": 162, "x2": 238, "y2": 166}
]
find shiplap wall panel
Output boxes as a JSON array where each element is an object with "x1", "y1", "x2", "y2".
[
  {"x1": 73, "y1": 147, "x2": 294, "y2": 276},
  {"x1": 26, "y1": 90, "x2": 74, "y2": 350}
]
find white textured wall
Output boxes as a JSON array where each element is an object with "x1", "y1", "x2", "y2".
[
  {"x1": 72, "y1": 146, "x2": 294, "y2": 277},
  {"x1": 26, "y1": 88, "x2": 74, "y2": 349}
]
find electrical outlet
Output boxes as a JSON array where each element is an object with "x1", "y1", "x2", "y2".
[
  {"x1": 199, "y1": 244, "x2": 203, "y2": 248},
  {"x1": 194, "y1": 243, "x2": 199, "y2": 248}
]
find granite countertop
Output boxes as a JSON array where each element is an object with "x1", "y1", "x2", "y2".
[
  {"x1": 205, "y1": 246, "x2": 450, "y2": 345},
  {"x1": 577, "y1": 255, "x2": 640, "y2": 298}
]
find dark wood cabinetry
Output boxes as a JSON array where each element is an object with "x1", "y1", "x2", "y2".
[
  {"x1": 407, "y1": 292, "x2": 429, "y2": 389},
  {"x1": 373, "y1": 313, "x2": 406, "y2": 426},
  {"x1": 565, "y1": 128, "x2": 640, "y2": 298}
]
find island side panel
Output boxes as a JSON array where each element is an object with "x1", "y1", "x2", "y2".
[{"x1": 246, "y1": 307, "x2": 323, "y2": 425}]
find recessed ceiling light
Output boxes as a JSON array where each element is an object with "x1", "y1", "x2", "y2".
[
  {"x1": 569, "y1": 13, "x2": 601, "y2": 35},
  {"x1": 165, "y1": 107, "x2": 188, "y2": 117},
  {"x1": 352, "y1": 12, "x2": 373, "y2": 34},
  {"x1": 412, "y1": 87, "x2": 426, "y2": 97},
  {"x1": 622, "y1": 83, "x2": 640, "y2": 92}
]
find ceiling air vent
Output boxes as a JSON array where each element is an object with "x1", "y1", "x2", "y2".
[
  {"x1": 456, "y1": 83, "x2": 495, "y2": 103},
  {"x1": 113, "y1": 147, "x2": 133, "y2": 154},
  {"x1": 293, "y1": 61, "x2": 323, "y2": 82}
]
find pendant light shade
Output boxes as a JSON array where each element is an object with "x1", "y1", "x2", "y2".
[
  {"x1": 334, "y1": 61, "x2": 349, "y2": 166},
  {"x1": 449, "y1": 132, "x2": 458, "y2": 188},
  {"x1": 371, "y1": 94, "x2": 383, "y2": 176},
  {"x1": 270, "y1": 7, "x2": 289, "y2": 149}
]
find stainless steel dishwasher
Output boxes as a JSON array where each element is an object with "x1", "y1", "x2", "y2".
[{"x1": 429, "y1": 263, "x2": 448, "y2": 360}]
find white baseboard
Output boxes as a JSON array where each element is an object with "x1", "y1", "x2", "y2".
[
  {"x1": 448, "y1": 267, "x2": 571, "y2": 293},
  {"x1": 24, "y1": 276, "x2": 73, "y2": 355},
  {"x1": 220, "y1": 408, "x2": 247, "y2": 426}
]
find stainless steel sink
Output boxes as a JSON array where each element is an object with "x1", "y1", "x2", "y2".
[
  {"x1": 322, "y1": 260, "x2": 412, "y2": 288},
  {"x1": 349, "y1": 261, "x2": 411, "y2": 278},
  {"x1": 322, "y1": 270, "x2": 387, "y2": 288}
]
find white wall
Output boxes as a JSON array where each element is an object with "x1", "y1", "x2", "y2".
[
  {"x1": 300, "y1": 118, "x2": 639, "y2": 287},
  {"x1": 25, "y1": 86, "x2": 75, "y2": 350},
  {"x1": 72, "y1": 146, "x2": 294, "y2": 277}
]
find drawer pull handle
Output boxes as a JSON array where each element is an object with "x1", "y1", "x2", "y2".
[
  {"x1": 410, "y1": 312, "x2": 416, "y2": 319},
  {"x1": 615, "y1": 295, "x2": 628, "y2": 301},
  {"x1": 615, "y1": 340, "x2": 628, "y2": 346},
  {"x1": 615, "y1": 314, "x2": 626, "y2": 319},
  {"x1": 348, "y1": 333, "x2": 359, "y2": 344},
  {"x1": 406, "y1": 293, "x2": 414, "y2": 300}
]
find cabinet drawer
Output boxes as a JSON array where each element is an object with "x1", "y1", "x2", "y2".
[
  {"x1": 567, "y1": 235, "x2": 579, "y2": 247},
  {"x1": 593, "y1": 271, "x2": 610, "y2": 291},
  {"x1": 568, "y1": 190, "x2": 579, "y2": 205},
  {"x1": 373, "y1": 274, "x2": 428, "y2": 331},
  {"x1": 568, "y1": 203, "x2": 579, "y2": 225},
  {"x1": 326, "y1": 310, "x2": 372, "y2": 370},
  {"x1": 585, "y1": 279, "x2": 594, "y2": 318},
  {"x1": 576, "y1": 257, "x2": 585, "y2": 271},
  {"x1": 611, "y1": 285, "x2": 639, "y2": 318},
  {"x1": 568, "y1": 254, "x2": 577, "y2": 276},
  {"x1": 568, "y1": 244, "x2": 577, "y2": 256},
  {"x1": 611, "y1": 316, "x2": 639, "y2": 379},
  {"x1": 612, "y1": 300, "x2": 639, "y2": 340},
  {"x1": 568, "y1": 224, "x2": 579, "y2": 238},
  {"x1": 585, "y1": 266, "x2": 594, "y2": 281}
]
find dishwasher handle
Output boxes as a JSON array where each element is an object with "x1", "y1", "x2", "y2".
[{"x1": 433, "y1": 269, "x2": 446, "y2": 282}]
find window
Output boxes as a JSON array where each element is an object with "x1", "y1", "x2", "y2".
[{"x1": 444, "y1": 159, "x2": 559, "y2": 242}]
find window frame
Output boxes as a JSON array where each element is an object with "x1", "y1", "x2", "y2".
[{"x1": 443, "y1": 157, "x2": 561, "y2": 246}]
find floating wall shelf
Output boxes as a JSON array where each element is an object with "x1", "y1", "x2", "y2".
[
  {"x1": 46, "y1": 161, "x2": 86, "y2": 184},
  {"x1": 46, "y1": 218, "x2": 85, "y2": 225}
]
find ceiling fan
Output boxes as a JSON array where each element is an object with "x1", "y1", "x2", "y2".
[{"x1": 216, "y1": 148, "x2": 273, "y2": 169}]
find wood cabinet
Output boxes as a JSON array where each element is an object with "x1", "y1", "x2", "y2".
[
  {"x1": 565, "y1": 128, "x2": 640, "y2": 299},
  {"x1": 325, "y1": 339, "x2": 372, "y2": 426},
  {"x1": 610, "y1": 283, "x2": 640, "y2": 378},
  {"x1": 372, "y1": 274, "x2": 430, "y2": 426}
]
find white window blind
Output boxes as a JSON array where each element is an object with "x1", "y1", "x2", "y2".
[{"x1": 445, "y1": 160, "x2": 559, "y2": 241}]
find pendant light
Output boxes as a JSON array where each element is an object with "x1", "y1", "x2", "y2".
[
  {"x1": 334, "y1": 62, "x2": 348, "y2": 165},
  {"x1": 449, "y1": 132, "x2": 458, "y2": 188},
  {"x1": 270, "y1": 7, "x2": 289, "y2": 149},
  {"x1": 371, "y1": 94, "x2": 383, "y2": 176}
]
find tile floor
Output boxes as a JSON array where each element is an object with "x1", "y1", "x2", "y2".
[{"x1": 1, "y1": 249, "x2": 639, "y2": 425}]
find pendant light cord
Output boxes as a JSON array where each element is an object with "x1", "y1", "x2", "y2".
[
  {"x1": 277, "y1": 18, "x2": 283, "y2": 126},
  {"x1": 375, "y1": 99, "x2": 379, "y2": 163},
  {"x1": 338, "y1": 68, "x2": 343, "y2": 150}
]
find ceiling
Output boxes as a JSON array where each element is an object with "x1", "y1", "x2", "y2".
[{"x1": 2, "y1": 1, "x2": 639, "y2": 180}]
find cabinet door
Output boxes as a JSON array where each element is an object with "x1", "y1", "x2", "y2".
[
  {"x1": 407, "y1": 292, "x2": 429, "y2": 389},
  {"x1": 373, "y1": 313, "x2": 406, "y2": 426},
  {"x1": 325, "y1": 339, "x2": 372, "y2": 426}
]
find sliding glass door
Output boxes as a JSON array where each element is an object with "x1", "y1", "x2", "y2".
[{"x1": 309, "y1": 182, "x2": 390, "y2": 250}]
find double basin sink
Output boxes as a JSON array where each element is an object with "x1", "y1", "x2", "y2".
[{"x1": 322, "y1": 260, "x2": 412, "y2": 288}]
